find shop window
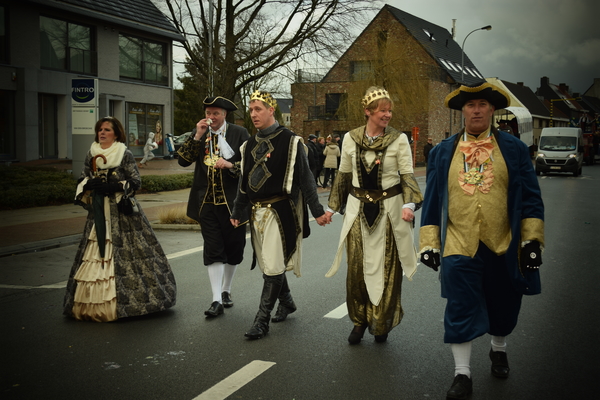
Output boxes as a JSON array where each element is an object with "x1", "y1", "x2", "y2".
[
  {"x1": 119, "y1": 35, "x2": 168, "y2": 85},
  {"x1": 126, "y1": 103, "x2": 164, "y2": 157},
  {"x1": 40, "y1": 16, "x2": 96, "y2": 74}
]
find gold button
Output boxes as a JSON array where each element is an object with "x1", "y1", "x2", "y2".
[
  {"x1": 478, "y1": 204, "x2": 482, "y2": 208},
  {"x1": 383, "y1": 191, "x2": 387, "y2": 196}
]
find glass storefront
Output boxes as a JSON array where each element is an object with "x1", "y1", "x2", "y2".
[{"x1": 126, "y1": 102, "x2": 164, "y2": 157}]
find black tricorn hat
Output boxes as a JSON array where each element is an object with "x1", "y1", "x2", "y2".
[
  {"x1": 203, "y1": 96, "x2": 238, "y2": 112},
  {"x1": 445, "y1": 82, "x2": 510, "y2": 111}
]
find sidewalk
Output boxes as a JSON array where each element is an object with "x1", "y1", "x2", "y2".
[{"x1": 0, "y1": 158, "x2": 426, "y2": 257}]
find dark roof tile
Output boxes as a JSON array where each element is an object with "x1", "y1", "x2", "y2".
[{"x1": 385, "y1": 5, "x2": 485, "y2": 85}]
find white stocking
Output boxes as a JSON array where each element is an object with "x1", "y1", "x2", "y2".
[
  {"x1": 221, "y1": 263, "x2": 237, "y2": 294},
  {"x1": 207, "y1": 262, "x2": 224, "y2": 303},
  {"x1": 491, "y1": 335, "x2": 507, "y2": 352},
  {"x1": 451, "y1": 341, "x2": 472, "y2": 378}
]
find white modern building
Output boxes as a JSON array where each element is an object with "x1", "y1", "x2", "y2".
[{"x1": 0, "y1": 0, "x2": 183, "y2": 170}]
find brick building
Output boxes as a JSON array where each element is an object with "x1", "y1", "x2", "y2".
[{"x1": 290, "y1": 5, "x2": 486, "y2": 165}]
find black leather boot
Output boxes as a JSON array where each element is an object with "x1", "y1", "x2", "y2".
[
  {"x1": 272, "y1": 273, "x2": 297, "y2": 323},
  {"x1": 245, "y1": 273, "x2": 284, "y2": 339}
]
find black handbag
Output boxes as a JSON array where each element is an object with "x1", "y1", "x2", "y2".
[{"x1": 117, "y1": 181, "x2": 138, "y2": 215}]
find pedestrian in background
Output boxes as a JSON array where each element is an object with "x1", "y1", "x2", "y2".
[
  {"x1": 138, "y1": 131, "x2": 158, "y2": 168},
  {"x1": 63, "y1": 116, "x2": 176, "y2": 322},
  {"x1": 230, "y1": 90, "x2": 330, "y2": 340},
  {"x1": 423, "y1": 137, "x2": 433, "y2": 166},
  {"x1": 324, "y1": 86, "x2": 423, "y2": 344},
  {"x1": 419, "y1": 82, "x2": 544, "y2": 400},
  {"x1": 177, "y1": 96, "x2": 249, "y2": 318},
  {"x1": 321, "y1": 137, "x2": 340, "y2": 188},
  {"x1": 316, "y1": 136, "x2": 326, "y2": 186},
  {"x1": 306, "y1": 134, "x2": 320, "y2": 184}
]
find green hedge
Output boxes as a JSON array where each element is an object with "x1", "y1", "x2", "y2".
[
  {"x1": 140, "y1": 173, "x2": 194, "y2": 193},
  {"x1": 0, "y1": 165, "x2": 193, "y2": 210}
]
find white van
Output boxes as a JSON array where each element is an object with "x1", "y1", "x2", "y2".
[{"x1": 535, "y1": 127, "x2": 584, "y2": 177}]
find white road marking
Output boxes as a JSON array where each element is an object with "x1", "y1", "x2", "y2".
[
  {"x1": 166, "y1": 246, "x2": 204, "y2": 260},
  {"x1": 192, "y1": 360, "x2": 276, "y2": 400},
  {"x1": 324, "y1": 302, "x2": 348, "y2": 319}
]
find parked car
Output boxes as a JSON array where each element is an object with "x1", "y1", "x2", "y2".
[{"x1": 172, "y1": 131, "x2": 192, "y2": 154}]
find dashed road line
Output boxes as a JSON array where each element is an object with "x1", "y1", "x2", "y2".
[{"x1": 192, "y1": 360, "x2": 276, "y2": 400}]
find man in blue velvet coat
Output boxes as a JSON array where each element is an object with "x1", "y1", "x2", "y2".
[{"x1": 419, "y1": 82, "x2": 545, "y2": 400}]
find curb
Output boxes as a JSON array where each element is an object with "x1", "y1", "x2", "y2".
[
  {"x1": 151, "y1": 223, "x2": 200, "y2": 231},
  {"x1": 0, "y1": 234, "x2": 82, "y2": 258}
]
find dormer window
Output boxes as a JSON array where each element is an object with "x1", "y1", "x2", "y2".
[{"x1": 422, "y1": 28, "x2": 436, "y2": 41}]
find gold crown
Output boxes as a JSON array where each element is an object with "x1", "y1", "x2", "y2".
[
  {"x1": 250, "y1": 90, "x2": 278, "y2": 109},
  {"x1": 362, "y1": 88, "x2": 390, "y2": 107}
]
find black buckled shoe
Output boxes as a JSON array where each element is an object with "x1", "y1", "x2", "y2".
[
  {"x1": 489, "y1": 349, "x2": 510, "y2": 378},
  {"x1": 221, "y1": 291, "x2": 234, "y2": 308},
  {"x1": 446, "y1": 374, "x2": 472, "y2": 400},
  {"x1": 348, "y1": 325, "x2": 368, "y2": 345},
  {"x1": 271, "y1": 302, "x2": 297, "y2": 323},
  {"x1": 244, "y1": 321, "x2": 269, "y2": 340},
  {"x1": 204, "y1": 301, "x2": 224, "y2": 318}
]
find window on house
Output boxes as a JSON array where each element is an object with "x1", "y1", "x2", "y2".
[
  {"x1": 119, "y1": 35, "x2": 168, "y2": 85},
  {"x1": 40, "y1": 16, "x2": 96, "y2": 74},
  {"x1": 326, "y1": 93, "x2": 347, "y2": 119},
  {"x1": 350, "y1": 60, "x2": 373, "y2": 81},
  {"x1": 0, "y1": 7, "x2": 8, "y2": 64}
]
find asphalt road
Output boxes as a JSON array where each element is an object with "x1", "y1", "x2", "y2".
[{"x1": 1, "y1": 167, "x2": 598, "y2": 400}]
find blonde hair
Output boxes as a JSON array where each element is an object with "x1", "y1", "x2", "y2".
[{"x1": 363, "y1": 86, "x2": 393, "y2": 121}]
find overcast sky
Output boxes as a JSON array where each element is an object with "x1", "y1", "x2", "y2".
[
  {"x1": 386, "y1": 0, "x2": 599, "y2": 95},
  {"x1": 171, "y1": 0, "x2": 599, "y2": 95}
]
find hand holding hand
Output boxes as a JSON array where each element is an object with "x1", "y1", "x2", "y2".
[
  {"x1": 520, "y1": 241, "x2": 542, "y2": 270},
  {"x1": 315, "y1": 213, "x2": 331, "y2": 226},
  {"x1": 420, "y1": 250, "x2": 440, "y2": 271}
]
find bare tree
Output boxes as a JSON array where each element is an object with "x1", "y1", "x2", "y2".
[{"x1": 163, "y1": 0, "x2": 379, "y2": 102}]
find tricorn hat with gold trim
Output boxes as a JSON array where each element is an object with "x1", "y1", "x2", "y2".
[
  {"x1": 203, "y1": 96, "x2": 238, "y2": 112},
  {"x1": 445, "y1": 82, "x2": 510, "y2": 110}
]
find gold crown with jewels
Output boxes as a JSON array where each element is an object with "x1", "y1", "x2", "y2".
[
  {"x1": 362, "y1": 88, "x2": 390, "y2": 107},
  {"x1": 250, "y1": 90, "x2": 278, "y2": 109}
]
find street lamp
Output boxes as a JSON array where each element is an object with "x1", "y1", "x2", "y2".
[{"x1": 461, "y1": 25, "x2": 492, "y2": 83}]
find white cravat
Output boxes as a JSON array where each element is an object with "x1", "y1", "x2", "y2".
[{"x1": 211, "y1": 123, "x2": 234, "y2": 159}]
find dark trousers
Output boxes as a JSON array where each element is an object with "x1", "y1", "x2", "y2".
[
  {"x1": 199, "y1": 203, "x2": 246, "y2": 266},
  {"x1": 323, "y1": 168, "x2": 337, "y2": 187},
  {"x1": 441, "y1": 242, "x2": 523, "y2": 343}
]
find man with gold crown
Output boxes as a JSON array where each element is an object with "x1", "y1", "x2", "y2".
[
  {"x1": 419, "y1": 82, "x2": 545, "y2": 399},
  {"x1": 178, "y1": 96, "x2": 250, "y2": 319},
  {"x1": 230, "y1": 90, "x2": 330, "y2": 340}
]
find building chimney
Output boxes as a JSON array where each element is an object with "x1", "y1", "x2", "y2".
[
  {"x1": 517, "y1": 82, "x2": 524, "y2": 86},
  {"x1": 452, "y1": 19, "x2": 456, "y2": 39},
  {"x1": 541, "y1": 76, "x2": 549, "y2": 87}
]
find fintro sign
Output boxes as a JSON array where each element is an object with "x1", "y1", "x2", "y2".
[{"x1": 71, "y1": 79, "x2": 97, "y2": 106}]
